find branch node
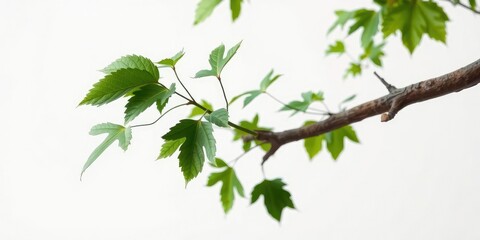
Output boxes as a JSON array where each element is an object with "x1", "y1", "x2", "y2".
[{"x1": 374, "y1": 72, "x2": 397, "y2": 93}]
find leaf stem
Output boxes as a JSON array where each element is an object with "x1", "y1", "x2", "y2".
[
  {"x1": 217, "y1": 76, "x2": 229, "y2": 111},
  {"x1": 230, "y1": 143, "x2": 266, "y2": 166},
  {"x1": 172, "y1": 67, "x2": 196, "y2": 102},
  {"x1": 130, "y1": 103, "x2": 189, "y2": 128}
]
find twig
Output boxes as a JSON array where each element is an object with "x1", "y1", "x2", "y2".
[
  {"x1": 217, "y1": 76, "x2": 229, "y2": 111},
  {"x1": 131, "y1": 103, "x2": 189, "y2": 128},
  {"x1": 374, "y1": 71, "x2": 397, "y2": 93},
  {"x1": 173, "y1": 67, "x2": 196, "y2": 102}
]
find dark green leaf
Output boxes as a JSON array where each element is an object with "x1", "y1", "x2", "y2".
[
  {"x1": 79, "y1": 69, "x2": 159, "y2": 106},
  {"x1": 124, "y1": 83, "x2": 175, "y2": 123},
  {"x1": 207, "y1": 161, "x2": 244, "y2": 213},
  {"x1": 251, "y1": 179, "x2": 295, "y2": 222},
  {"x1": 162, "y1": 120, "x2": 216, "y2": 182},
  {"x1": 82, "y1": 123, "x2": 132, "y2": 178},
  {"x1": 230, "y1": 0, "x2": 243, "y2": 21}
]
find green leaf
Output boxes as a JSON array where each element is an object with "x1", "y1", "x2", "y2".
[
  {"x1": 328, "y1": 10, "x2": 356, "y2": 33},
  {"x1": 347, "y1": 10, "x2": 380, "y2": 48},
  {"x1": 81, "y1": 123, "x2": 132, "y2": 178},
  {"x1": 155, "y1": 83, "x2": 176, "y2": 114},
  {"x1": 344, "y1": 63, "x2": 362, "y2": 79},
  {"x1": 207, "y1": 161, "x2": 245, "y2": 213},
  {"x1": 211, "y1": 157, "x2": 228, "y2": 168},
  {"x1": 230, "y1": 0, "x2": 243, "y2": 21},
  {"x1": 233, "y1": 114, "x2": 271, "y2": 152},
  {"x1": 280, "y1": 91, "x2": 324, "y2": 115},
  {"x1": 162, "y1": 120, "x2": 216, "y2": 182},
  {"x1": 469, "y1": 0, "x2": 477, "y2": 9},
  {"x1": 326, "y1": 41, "x2": 346, "y2": 56},
  {"x1": 189, "y1": 100, "x2": 213, "y2": 118},
  {"x1": 361, "y1": 41, "x2": 386, "y2": 66},
  {"x1": 158, "y1": 138, "x2": 185, "y2": 159},
  {"x1": 101, "y1": 55, "x2": 159, "y2": 80},
  {"x1": 259, "y1": 69, "x2": 281, "y2": 91},
  {"x1": 303, "y1": 121, "x2": 325, "y2": 160},
  {"x1": 157, "y1": 50, "x2": 185, "y2": 68},
  {"x1": 251, "y1": 179, "x2": 295, "y2": 222},
  {"x1": 124, "y1": 83, "x2": 175, "y2": 123},
  {"x1": 382, "y1": 0, "x2": 449, "y2": 53},
  {"x1": 195, "y1": 41, "x2": 242, "y2": 78},
  {"x1": 205, "y1": 108, "x2": 229, "y2": 127},
  {"x1": 79, "y1": 69, "x2": 159, "y2": 106},
  {"x1": 194, "y1": 0, "x2": 223, "y2": 25},
  {"x1": 325, "y1": 125, "x2": 359, "y2": 160}
]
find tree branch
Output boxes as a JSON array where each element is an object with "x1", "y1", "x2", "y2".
[{"x1": 255, "y1": 58, "x2": 480, "y2": 162}]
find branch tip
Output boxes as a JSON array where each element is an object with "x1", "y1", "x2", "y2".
[{"x1": 374, "y1": 71, "x2": 397, "y2": 93}]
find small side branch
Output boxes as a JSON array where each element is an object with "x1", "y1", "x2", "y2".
[
  {"x1": 254, "y1": 58, "x2": 480, "y2": 163},
  {"x1": 442, "y1": 0, "x2": 480, "y2": 14},
  {"x1": 374, "y1": 72, "x2": 397, "y2": 93}
]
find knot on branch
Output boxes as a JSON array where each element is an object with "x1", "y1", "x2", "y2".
[{"x1": 254, "y1": 130, "x2": 283, "y2": 164}]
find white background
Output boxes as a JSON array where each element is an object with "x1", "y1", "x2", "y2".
[{"x1": 1, "y1": 0, "x2": 480, "y2": 239}]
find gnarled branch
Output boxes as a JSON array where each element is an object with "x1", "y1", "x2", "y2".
[{"x1": 255, "y1": 58, "x2": 480, "y2": 162}]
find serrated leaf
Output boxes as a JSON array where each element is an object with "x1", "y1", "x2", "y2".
[
  {"x1": 162, "y1": 120, "x2": 216, "y2": 182},
  {"x1": 81, "y1": 123, "x2": 132, "y2": 178},
  {"x1": 325, "y1": 125, "x2": 359, "y2": 160},
  {"x1": 251, "y1": 179, "x2": 295, "y2": 222},
  {"x1": 382, "y1": 0, "x2": 449, "y2": 53},
  {"x1": 194, "y1": 0, "x2": 223, "y2": 25},
  {"x1": 158, "y1": 138, "x2": 185, "y2": 159},
  {"x1": 195, "y1": 41, "x2": 242, "y2": 78},
  {"x1": 326, "y1": 41, "x2": 346, "y2": 56},
  {"x1": 79, "y1": 69, "x2": 159, "y2": 106},
  {"x1": 101, "y1": 55, "x2": 159, "y2": 80},
  {"x1": 155, "y1": 83, "x2": 176, "y2": 114},
  {"x1": 157, "y1": 50, "x2": 185, "y2": 68},
  {"x1": 230, "y1": 0, "x2": 243, "y2": 21},
  {"x1": 303, "y1": 121, "x2": 325, "y2": 160},
  {"x1": 361, "y1": 41, "x2": 386, "y2": 66},
  {"x1": 207, "y1": 161, "x2": 244, "y2": 213},
  {"x1": 189, "y1": 100, "x2": 213, "y2": 118},
  {"x1": 205, "y1": 108, "x2": 229, "y2": 127},
  {"x1": 124, "y1": 83, "x2": 175, "y2": 123}
]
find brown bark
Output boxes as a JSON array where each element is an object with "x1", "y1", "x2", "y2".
[{"x1": 255, "y1": 58, "x2": 480, "y2": 162}]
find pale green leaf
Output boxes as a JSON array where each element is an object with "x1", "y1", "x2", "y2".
[
  {"x1": 326, "y1": 41, "x2": 346, "y2": 56},
  {"x1": 205, "y1": 108, "x2": 229, "y2": 127},
  {"x1": 158, "y1": 138, "x2": 185, "y2": 159},
  {"x1": 82, "y1": 123, "x2": 132, "y2": 178},
  {"x1": 157, "y1": 50, "x2": 185, "y2": 68},
  {"x1": 194, "y1": 0, "x2": 223, "y2": 25},
  {"x1": 195, "y1": 42, "x2": 242, "y2": 78},
  {"x1": 303, "y1": 121, "x2": 324, "y2": 160},
  {"x1": 189, "y1": 100, "x2": 213, "y2": 117}
]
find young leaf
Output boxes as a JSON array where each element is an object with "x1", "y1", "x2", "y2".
[
  {"x1": 325, "y1": 125, "x2": 360, "y2": 160},
  {"x1": 303, "y1": 121, "x2": 324, "y2": 160},
  {"x1": 344, "y1": 63, "x2": 362, "y2": 79},
  {"x1": 326, "y1": 41, "x2": 346, "y2": 56},
  {"x1": 232, "y1": 114, "x2": 271, "y2": 152},
  {"x1": 124, "y1": 83, "x2": 175, "y2": 124},
  {"x1": 259, "y1": 69, "x2": 281, "y2": 92},
  {"x1": 251, "y1": 179, "x2": 295, "y2": 222},
  {"x1": 205, "y1": 108, "x2": 229, "y2": 127},
  {"x1": 101, "y1": 55, "x2": 159, "y2": 80},
  {"x1": 79, "y1": 69, "x2": 159, "y2": 106},
  {"x1": 207, "y1": 159, "x2": 245, "y2": 213},
  {"x1": 195, "y1": 41, "x2": 242, "y2": 78},
  {"x1": 157, "y1": 50, "x2": 185, "y2": 68},
  {"x1": 382, "y1": 1, "x2": 449, "y2": 53},
  {"x1": 230, "y1": 70, "x2": 281, "y2": 107},
  {"x1": 162, "y1": 120, "x2": 216, "y2": 182},
  {"x1": 328, "y1": 10, "x2": 356, "y2": 33},
  {"x1": 194, "y1": 0, "x2": 223, "y2": 25},
  {"x1": 361, "y1": 41, "x2": 385, "y2": 66},
  {"x1": 189, "y1": 100, "x2": 213, "y2": 117},
  {"x1": 280, "y1": 91, "x2": 324, "y2": 115},
  {"x1": 82, "y1": 123, "x2": 132, "y2": 178},
  {"x1": 158, "y1": 138, "x2": 185, "y2": 159}
]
